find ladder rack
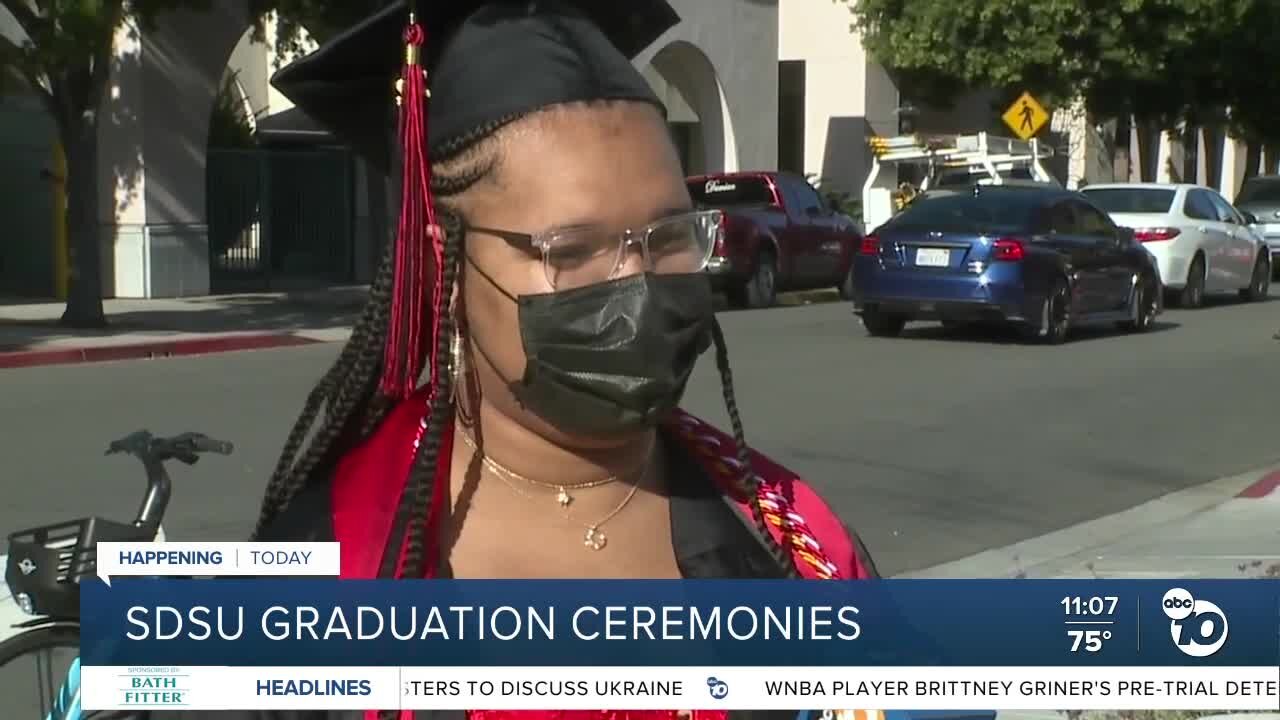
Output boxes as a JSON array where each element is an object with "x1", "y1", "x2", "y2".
[{"x1": 862, "y1": 132, "x2": 1057, "y2": 232}]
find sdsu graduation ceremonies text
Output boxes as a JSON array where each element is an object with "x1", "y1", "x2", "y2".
[{"x1": 79, "y1": 542, "x2": 1280, "y2": 713}]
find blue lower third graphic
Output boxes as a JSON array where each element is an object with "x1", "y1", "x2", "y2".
[{"x1": 80, "y1": 579, "x2": 1279, "y2": 667}]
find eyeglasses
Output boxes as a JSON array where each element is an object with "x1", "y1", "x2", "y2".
[{"x1": 468, "y1": 209, "x2": 723, "y2": 290}]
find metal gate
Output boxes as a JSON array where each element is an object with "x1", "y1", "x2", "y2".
[{"x1": 206, "y1": 147, "x2": 355, "y2": 293}]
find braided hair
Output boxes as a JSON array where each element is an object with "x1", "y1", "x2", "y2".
[
  {"x1": 251, "y1": 102, "x2": 802, "y2": 581},
  {"x1": 250, "y1": 113, "x2": 521, "y2": 545}
]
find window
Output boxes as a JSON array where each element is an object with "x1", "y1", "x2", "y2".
[
  {"x1": 1183, "y1": 190, "x2": 1218, "y2": 221},
  {"x1": 1205, "y1": 191, "x2": 1242, "y2": 224},
  {"x1": 1081, "y1": 188, "x2": 1175, "y2": 214},
  {"x1": 1042, "y1": 202, "x2": 1079, "y2": 235},
  {"x1": 786, "y1": 177, "x2": 826, "y2": 215},
  {"x1": 687, "y1": 177, "x2": 775, "y2": 207},
  {"x1": 1236, "y1": 177, "x2": 1280, "y2": 204},
  {"x1": 1072, "y1": 201, "x2": 1116, "y2": 239},
  {"x1": 775, "y1": 181, "x2": 802, "y2": 214},
  {"x1": 887, "y1": 192, "x2": 1036, "y2": 233}
]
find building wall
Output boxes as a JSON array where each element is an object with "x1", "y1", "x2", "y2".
[
  {"x1": 638, "y1": 0, "x2": 779, "y2": 174},
  {"x1": 0, "y1": 94, "x2": 57, "y2": 297},
  {"x1": 0, "y1": 9, "x2": 58, "y2": 297},
  {"x1": 778, "y1": 0, "x2": 896, "y2": 194}
]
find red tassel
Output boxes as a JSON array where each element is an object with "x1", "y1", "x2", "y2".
[{"x1": 379, "y1": 19, "x2": 444, "y2": 400}]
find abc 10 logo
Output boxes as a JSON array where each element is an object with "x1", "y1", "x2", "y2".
[{"x1": 1161, "y1": 588, "x2": 1229, "y2": 658}]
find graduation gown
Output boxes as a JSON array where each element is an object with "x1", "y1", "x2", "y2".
[{"x1": 90, "y1": 391, "x2": 878, "y2": 720}]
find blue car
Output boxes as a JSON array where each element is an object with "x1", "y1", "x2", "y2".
[{"x1": 852, "y1": 185, "x2": 1163, "y2": 343}]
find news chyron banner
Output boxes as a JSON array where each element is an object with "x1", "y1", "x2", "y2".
[{"x1": 80, "y1": 542, "x2": 1279, "y2": 713}]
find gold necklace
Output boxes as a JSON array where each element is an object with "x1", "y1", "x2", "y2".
[
  {"x1": 455, "y1": 430, "x2": 650, "y2": 550},
  {"x1": 456, "y1": 429, "x2": 616, "y2": 508}
]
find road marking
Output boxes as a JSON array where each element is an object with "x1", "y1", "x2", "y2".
[{"x1": 1238, "y1": 469, "x2": 1280, "y2": 498}]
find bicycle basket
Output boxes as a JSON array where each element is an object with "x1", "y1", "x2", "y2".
[{"x1": 5, "y1": 516, "x2": 154, "y2": 619}]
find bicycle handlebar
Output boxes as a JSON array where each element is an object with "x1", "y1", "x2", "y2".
[{"x1": 104, "y1": 430, "x2": 234, "y2": 533}]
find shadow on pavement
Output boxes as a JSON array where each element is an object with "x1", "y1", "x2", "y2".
[
  {"x1": 895, "y1": 320, "x2": 1182, "y2": 345},
  {"x1": 1195, "y1": 294, "x2": 1276, "y2": 309},
  {"x1": 714, "y1": 289, "x2": 845, "y2": 313},
  {"x1": 0, "y1": 287, "x2": 368, "y2": 352}
]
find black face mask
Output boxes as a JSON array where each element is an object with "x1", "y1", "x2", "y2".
[{"x1": 469, "y1": 261, "x2": 714, "y2": 436}]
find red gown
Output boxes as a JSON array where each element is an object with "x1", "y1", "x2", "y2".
[{"x1": 325, "y1": 391, "x2": 875, "y2": 720}]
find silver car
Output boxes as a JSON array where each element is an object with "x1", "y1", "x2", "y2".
[{"x1": 1234, "y1": 174, "x2": 1280, "y2": 277}]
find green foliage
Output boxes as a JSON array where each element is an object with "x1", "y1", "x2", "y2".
[
  {"x1": 0, "y1": 0, "x2": 211, "y2": 119},
  {"x1": 805, "y1": 173, "x2": 863, "y2": 223},
  {"x1": 247, "y1": 0, "x2": 394, "y2": 57},
  {"x1": 839, "y1": 0, "x2": 1280, "y2": 142},
  {"x1": 208, "y1": 71, "x2": 260, "y2": 149}
]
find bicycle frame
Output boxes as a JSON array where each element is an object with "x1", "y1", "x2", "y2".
[
  {"x1": 2, "y1": 431, "x2": 229, "y2": 720},
  {"x1": 46, "y1": 657, "x2": 79, "y2": 720}
]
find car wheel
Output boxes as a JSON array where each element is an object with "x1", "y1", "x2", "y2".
[
  {"x1": 1238, "y1": 253, "x2": 1271, "y2": 302},
  {"x1": 861, "y1": 307, "x2": 906, "y2": 337},
  {"x1": 1023, "y1": 276, "x2": 1070, "y2": 344},
  {"x1": 744, "y1": 251, "x2": 778, "y2": 308},
  {"x1": 838, "y1": 265, "x2": 856, "y2": 300},
  {"x1": 1175, "y1": 254, "x2": 1206, "y2": 308},
  {"x1": 1119, "y1": 275, "x2": 1158, "y2": 333}
]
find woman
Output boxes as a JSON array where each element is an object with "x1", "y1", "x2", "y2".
[{"x1": 127, "y1": 0, "x2": 877, "y2": 718}]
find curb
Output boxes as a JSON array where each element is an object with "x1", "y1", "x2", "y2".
[
  {"x1": 901, "y1": 461, "x2": 1280, "y2": 579},
  {"x1": 0, "y1": 333, "x2": 324, "y2": 369}
]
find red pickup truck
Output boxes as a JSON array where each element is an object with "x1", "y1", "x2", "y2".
[{"x1": 687, "y1": 171, "x2": 863, "y2": 308}]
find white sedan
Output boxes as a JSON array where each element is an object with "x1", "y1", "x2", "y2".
[{"x1": 1081, "y1": 183, "x2": 1271, "y2": 307}]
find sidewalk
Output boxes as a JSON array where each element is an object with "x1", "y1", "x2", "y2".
[
  {"x1": 904, "y1": 465, "x2": 1280, "y2": 580},
  {"x1": 925, "y1": 469, "x2": 1280, "y2": 720},
  {"x1": 0, "y1": 288, "x2": 363, "y2": 368},
  {"x1": 0, "y1": 287, "x2": 840, "y2": 369}
]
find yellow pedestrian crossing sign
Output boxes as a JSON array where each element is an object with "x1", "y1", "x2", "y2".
[{"x1": 1002, "y1": 91, "x2": 1049, "y2": 140}]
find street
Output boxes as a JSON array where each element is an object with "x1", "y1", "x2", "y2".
[{"x1": 1, "y1": 296, "x2": 1277, "y2": 577}]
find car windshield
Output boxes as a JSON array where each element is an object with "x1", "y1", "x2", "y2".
[
  {"x1": 1235, "y1": 178, "x2": 1280, "y2": 204},
  {"x1": 884, "y1": 191, "x2": 1035, "y2": 233},
  {"x1": 1081, "y1": 188, "x2": 1176, "y2": 214},
  {"x1": 687, "y1": 177, "x2": 775, "y2": 207}
]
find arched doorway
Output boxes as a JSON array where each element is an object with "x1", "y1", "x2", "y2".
[
  {"x1": 645, "y1": 40, "x2": 738, "y2": 175},
  {"x1": 205, "y1": 17, "x2": 355, "y2": 292}
]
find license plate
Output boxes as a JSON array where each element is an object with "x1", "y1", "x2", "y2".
[{"x1": 915, "y1": 247, "x2": 951, "y2": 267}]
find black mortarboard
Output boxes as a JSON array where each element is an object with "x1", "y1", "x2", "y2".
[
  {"x1": 268, "y1": 0, "x2": 680, "y2": 402},
  {"x1": 271, "y1": 0, "x2": 680, "y2": 171}
]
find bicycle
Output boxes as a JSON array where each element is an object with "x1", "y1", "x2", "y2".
[{"x1": 0, "y1": 430, "x2": 233, "y2": 720}]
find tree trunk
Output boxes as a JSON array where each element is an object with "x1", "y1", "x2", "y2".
[
  {"x1": 1201, "y1": 126, "x2": 1224, "y2": 191},
  {"x1": 1135, "y1": 120, "x2": 1156, "y2": 182},
  {"x1": 1243, "y1": 142, "x2": 1262, "y2": 179},
  {"x1": 1112, "y1": 115, "x2": 1132, "y2": 182},
  {"x1": 60, "y1": 117, "x2": 107, "y2": 328}
]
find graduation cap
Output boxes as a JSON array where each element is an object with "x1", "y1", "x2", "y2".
[{"x1": 270, "y1": 0, "x2": 680, "y2": 400}]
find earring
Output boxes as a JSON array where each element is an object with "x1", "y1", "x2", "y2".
[{"x1": 451, "y1": 328, "x2": 475, "y2": 426}]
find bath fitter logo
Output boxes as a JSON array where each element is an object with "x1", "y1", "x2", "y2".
[{"x1": 121, "y1": 668, "x2": 189, "y2": 707}]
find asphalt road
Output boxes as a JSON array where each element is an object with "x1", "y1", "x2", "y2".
[{"x1": 1, "y1": 295, "x2": 1277, "y2": 577}]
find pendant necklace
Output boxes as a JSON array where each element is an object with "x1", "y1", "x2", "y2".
[
  {"x1": 456, "y1": 429, "x2": 620, "y2": 508},
  {"x1": 456, "y1": 430, "x2": 650, "y2": 550}
]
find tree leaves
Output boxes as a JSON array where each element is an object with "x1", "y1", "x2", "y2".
[{"x1": 841, "y1": 0, "x2": 1280, "y2": 142}]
